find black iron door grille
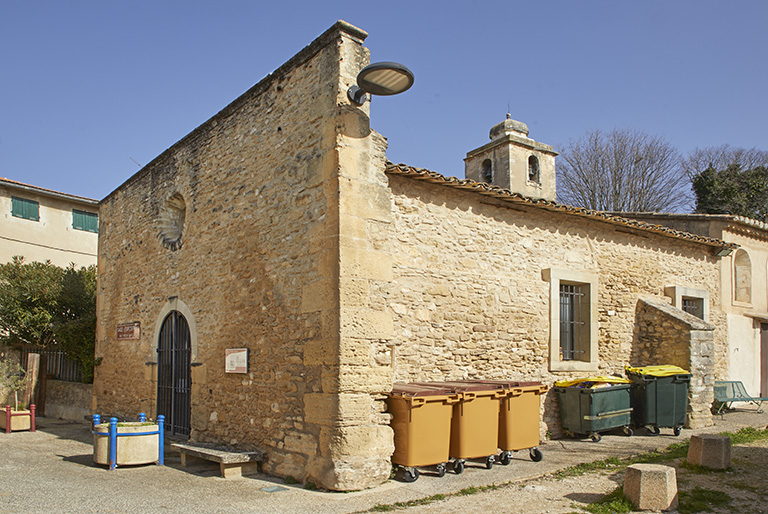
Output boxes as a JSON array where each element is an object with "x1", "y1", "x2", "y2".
[{"x1": 157, "y1": 311, "x2": 191, "y2": 438}]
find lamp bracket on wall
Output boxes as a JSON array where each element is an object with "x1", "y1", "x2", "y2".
[{"x1": 347, "y1": 61, "x2": 414, "y2": 105}]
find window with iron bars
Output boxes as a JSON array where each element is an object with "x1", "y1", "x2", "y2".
[
  {"x1": 559, "y1": 283, "x2": 586, "y2": 361},
  {"x1": 682, "y1": 297, "x2": 704, "y2": 320}
]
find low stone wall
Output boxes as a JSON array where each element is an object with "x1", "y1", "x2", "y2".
[
  {"x1": 634, "y1": 297, "x2": 715, "y2": 428},
  {"x1": 44, "y1": 380, "x2": 92, "y2": 421}
]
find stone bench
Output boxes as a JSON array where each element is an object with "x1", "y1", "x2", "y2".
[{"x1": 171, "y1": 442, "x2": 265, "y2": 479}]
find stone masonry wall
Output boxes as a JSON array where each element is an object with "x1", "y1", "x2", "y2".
[
  {"x1": 45, "y1": 380, "x2": 92, "y2": 422},
  {"x1": 95, "y1": 22, "x2": 382, "y2": 491},
  {"x1": 635, "y1": 297, "x2": 716, "y2": 428},
  {"x1": 381, "y1": 175, "x2": 727, "y2": 436}
]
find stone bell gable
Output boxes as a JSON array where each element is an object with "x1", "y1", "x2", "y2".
[{"x1": 464, "y1": 114, "x2": 557, "y2": 201}]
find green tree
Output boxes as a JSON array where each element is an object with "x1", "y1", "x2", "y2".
[
  {"x1": 692, "y1": 165, "x2": 768, "y2": 222},
  {"x1": 0, "y1": 258, "x2": 98, "y2": 383},
  {"x1": 52, "y1": 264, "x2": 98, "y2": 383},
  {"x1": 0, "y1": 257, "x2": 63, "y2": 347},
  {"x1": 681, "y1": 145, "x2": 768, "y2": 178}
]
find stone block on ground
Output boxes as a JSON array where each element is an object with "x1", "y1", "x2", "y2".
[
  {"x1": 687, "y1": 434, "x2": 731, "y2": 469},
  {"x1": 623, "y1": 463, "x2": 678, "y2": 511}
]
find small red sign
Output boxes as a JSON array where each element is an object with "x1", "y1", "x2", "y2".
[{"x1": 117, "y1": 322, "x2": 141, "y2": 341}]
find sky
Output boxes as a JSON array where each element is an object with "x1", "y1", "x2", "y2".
[{"x1": 1, "y1": 1, "x2": 766, "y2": 201}]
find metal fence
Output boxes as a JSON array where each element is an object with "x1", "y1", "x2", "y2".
[{"x1": 18, "y1": 346, "x2": 83, "y2": 383}]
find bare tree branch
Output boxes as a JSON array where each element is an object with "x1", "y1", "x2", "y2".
[{"x1": 556, "y1": 128, "x2": 691, "y2": 212}]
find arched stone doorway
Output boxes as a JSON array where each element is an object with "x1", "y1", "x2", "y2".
[{"x1": 157, "y1": 310, "x2": 191, "y2": 437}]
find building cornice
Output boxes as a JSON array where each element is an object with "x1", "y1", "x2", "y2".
[{"x1": 0, "y1": 177, "x2": 99, "y2": 206}]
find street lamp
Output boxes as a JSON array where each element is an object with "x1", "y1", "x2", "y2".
[{"x1": 347, "y1": 61, "x2": 414, "y2": 105}]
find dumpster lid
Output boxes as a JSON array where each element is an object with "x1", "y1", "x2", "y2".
[
  {"x1": 410, "y1": 380, "x2": 506, "y2": 393},
  {"x1": 554, "y1": 376, "x2": 632, "y2": 388},
  {"x1": 625, "y1": 365, "x2": 690, "y2": 377},
  {"x1": 388, "y1": 383, "x2": 457, "y2": 397}
]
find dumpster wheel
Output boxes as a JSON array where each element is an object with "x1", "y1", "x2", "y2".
[
  {"x1": 499, "y1": 451, "x2": 512, "y2": 466},
  {"x1": 674, "y1": 425, "x2": 682, "y2": 436},
  {"x1": 436, "y1": 463, "x2": 447, "y2": 477},
  {"x1": 650, "y1": 425, "x2": 661, "y2": 435},
  {"x1": 623, "y1": 426, "x2": 634, "y2": 436},
  {"x1": 403, "y1": 468, "x2": 419, "y2": 483},
  {"x1": 485, "y1": 455, "x2": 495, "y2": 469},
  {"x1": 590, "y1": 433, "x2": 602, "y2": 442},
  {"x1": 529, "y1": 448, "x2": 543, "y2": 462},
  {"x1": 453, "y1": 459, "x2": 465, "y2": 474}
]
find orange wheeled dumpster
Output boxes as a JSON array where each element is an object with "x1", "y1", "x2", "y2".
[
  {"x1": 471, "y1": 380, "x2": 548, "y2": 464},
  {"x1": 386, "y1": 383, "x2": 459, "y2": 482},
  {"x1": 413, "y1": 381, "x2": 506, "y2": 474}
]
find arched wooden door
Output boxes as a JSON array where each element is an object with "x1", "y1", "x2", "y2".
[{"x1": 157, "y1": 311, "x2": 191, "y2": 437}]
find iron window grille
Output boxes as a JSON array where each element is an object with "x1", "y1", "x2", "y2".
[
  {"x1": 682, "y1": 297, "x2": 704, "y2": 319},
  {"x1": 560, "y1": 283, "x2": 586, "y2": 361}
]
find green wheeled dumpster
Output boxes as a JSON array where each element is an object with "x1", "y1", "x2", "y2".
[
  {"x1": 413, "y1": 381, "x2": 506, "y2": 473},
  {"x1": 625, "y1": 365, "x2": 691, "y2": 436},
  {"x1": 386, "y1": 383, "x2": 459, "y2": 482},
  {"x1": 554, "y1": 376, "x2": 634, "y2": 442},
  {"x1": 470, "y1": 380, "x2": 548, "y2": 464}
]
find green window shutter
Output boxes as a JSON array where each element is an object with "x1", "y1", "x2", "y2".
[
  {"x1": 72, "y1": 209, "x2": 98, "y2": 233},
  {"x1": 11, "y1": 196, "x2": 39, "y2": 221}
]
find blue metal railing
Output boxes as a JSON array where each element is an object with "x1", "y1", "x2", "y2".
[{"x1": 92, "y1": 413, "x2": 165, "y2": 470}]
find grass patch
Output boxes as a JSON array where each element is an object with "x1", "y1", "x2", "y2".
[
  {"x1": 680, "y1": 459, "x2": 730, "y2": 474},
  {"x1": 552, "y1": 457, "x2": 624, "y2": 479},
  {"x1": 371, "y1": 494, "x2": 447, "y2": 511},
  {"x1": 283, "y1": 476, "x2": 298, "y2": 485},
  {"x1": 721, "y1": 426, "x2": 768, "y2": 445},
  {"x1": 727, "y1": 480, "x2": 759, "y2": 494},
  {"x1": 581, "y1": 486, "x2": 634, "y2": 514},
  {"x1": 677, "y1": 487, "x2": 731, "y2": 514},
  {"x1": 456, "y1": 486, "x2": 479, "y2": 496}
]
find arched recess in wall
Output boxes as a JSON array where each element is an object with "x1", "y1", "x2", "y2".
[
  {"x1": 734, "y1": 249, "x2": 752, "y2": 304},
  {"x1": 152, "y1": 297, "x2": 199, "y2": 362},
  {"x1": 481, "y1": 159, "x2": 493, "y2": 183},
  {"x1": 528, "y1": 155, "x2": 540, "y2": 183}
]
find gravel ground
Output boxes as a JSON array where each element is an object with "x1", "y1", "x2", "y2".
[{"x1": 0, "y1": 410, "x2": 766, "y2": 514}]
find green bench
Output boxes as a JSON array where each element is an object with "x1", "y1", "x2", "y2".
[{"x1": 713, "y1": 381, "x2": 768, "y2": 415}]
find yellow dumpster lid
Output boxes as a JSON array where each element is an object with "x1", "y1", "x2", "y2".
[
  {"x1": 625, "y1": 365, "x2": 690, "y2": 377},
  {"x1": 554, "y1": 376, "x2": 632, "y2": 388}
]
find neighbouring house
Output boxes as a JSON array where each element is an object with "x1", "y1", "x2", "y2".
[
  {"x1": 94, "y1": 20, "x2": 736, "y2": 491},
  {"x1": 618, "y1": 213, "x2": 768, "y2": 397},
  {"x1": 0, "y1": 177, "x2": 98, "y2": 268},
  {"x1": 0, "y1": 177, "x2": 98, "y2": 415}
]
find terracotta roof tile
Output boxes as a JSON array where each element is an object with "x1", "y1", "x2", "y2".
[
  {"x1": 616, "y1": 212, "x2": 768, "y2": 234},
  {"x1": 0, "y1": 176, "x2": 98, "y2": 204}
]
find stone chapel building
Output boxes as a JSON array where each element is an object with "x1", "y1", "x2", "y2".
[{"x1": 94, "y1": 21, "x2": 736, "y2": 491}]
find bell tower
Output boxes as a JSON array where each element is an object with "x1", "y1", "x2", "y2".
[{"x1": 464, "y1": 114, "x2": 558, "y2": 201}]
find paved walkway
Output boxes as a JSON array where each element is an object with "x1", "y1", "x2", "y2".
[{"x1": 1, "y1": 410, "x2": 766, "y2": 514}]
